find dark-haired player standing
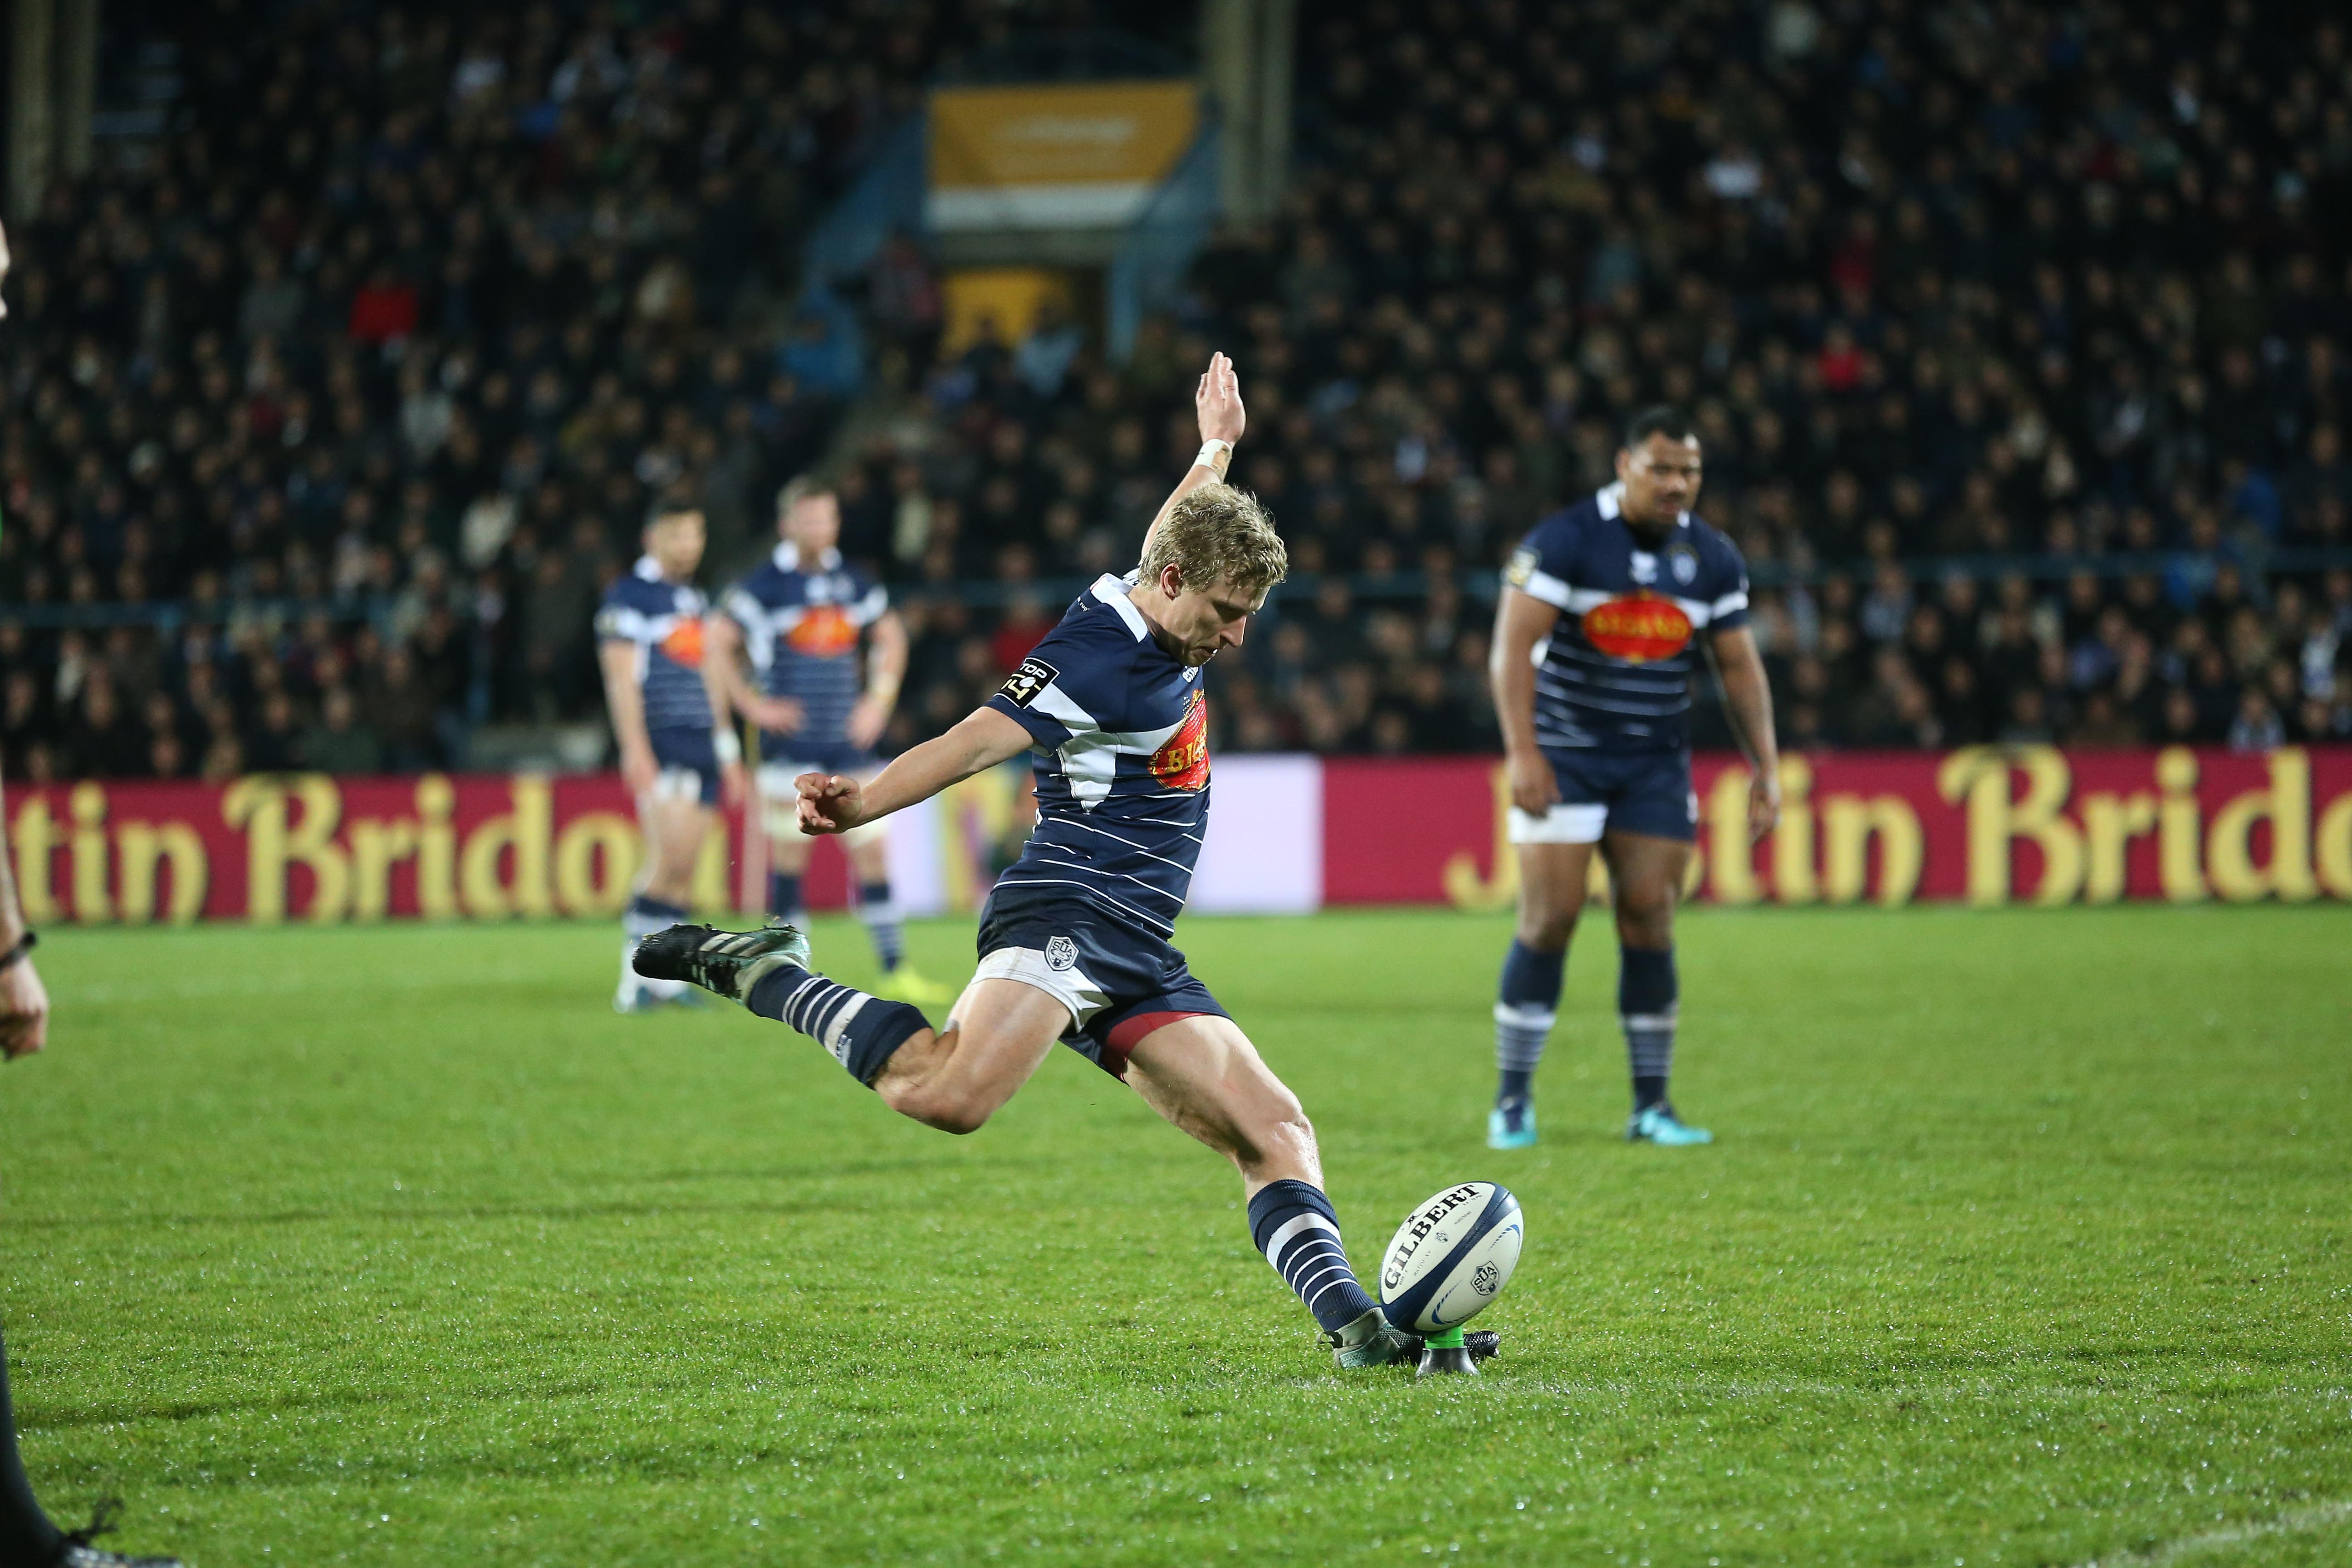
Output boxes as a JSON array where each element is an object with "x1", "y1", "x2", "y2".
[{"x1": 1483, "y1": 408, "x2": 1780, "y2": 1150}]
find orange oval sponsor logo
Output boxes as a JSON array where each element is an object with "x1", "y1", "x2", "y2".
[
  {"x1": 787, "y1": 604, "x2": 860, "y2": 656},
  {"x1": 659, "y1": 616, "x2": 706, "y2": 667},
  {"x1": 1581, "y1": 592, "x2": 1692, "y2": 663},
  {"x1": 1149, "y1": 691, "x2": 1210, "y2": 791}
]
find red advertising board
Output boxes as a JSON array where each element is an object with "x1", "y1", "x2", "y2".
[
  {"x1": 1323, "y1": 745, "x2": 2352, "y2": 908},
  {"x1": 12, "y1": 746, "x2": 2352, "y2": 924}
]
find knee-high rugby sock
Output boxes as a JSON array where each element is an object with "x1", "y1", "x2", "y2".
[
  {"x1": 745, "y1": 965, "x2": 928, "y2": 1086},
  {"x1": 1247, "y1": 1179, "x2": 1380, "y2": 1335},
  {"x1": 856, "y1": 880, "x2": 906, "y2": 973},
  {"x1": 1620, "y1": 945, "x2": 1677, "y2": 1112},
  {"x1": 623, "y1": 893, "x2": 692, "y2": 995},
  {"x1": 767, "y1": 871, "x2": 805, "y2": 925},
  {"x1": 1494, "y1": 939, "x2": 1566, "y2": 1105},
  {"x1": 0, "y1": 1325, "x2": 66, "y2": 1562}
]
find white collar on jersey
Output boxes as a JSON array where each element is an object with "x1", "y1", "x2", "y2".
[
  {"x1": 774, "y1": 541, "x2": 843, "y2": 573},
  {"x1": 1093, "y1": 571, "x2": 1151, "y2": 640},
  {"x1": 1595, "y1": 481, "x2": 1689, "y2": 529}
]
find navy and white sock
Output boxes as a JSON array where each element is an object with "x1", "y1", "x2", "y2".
[
  {"x1": 767, "y1": 870, "x2": 805, "y2": 926},
  {"x1": 1247, "y1": 1179, "x2": 1379, "y2": 1335},
  {"x1": 624, "y1": 893, "x2": 692, "y2": 995},
  {"x1": 0, "y1": 1326, "x2": 66, "y2": 1562},
  {"x1": 745, "y1": 965, "x2": 929, "y2": 1086},
  {"x1": 1494, "y1": 939, "x2": 1566, "y2": 1106},
  {"x1": 1620, "y1": 945, "x2": 1678, "y2": 1112},
  {"x1": 856, "y1": 879, "x2": 906, "y2": 973}
]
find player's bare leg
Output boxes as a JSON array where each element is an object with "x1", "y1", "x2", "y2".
[
  {"x1": 1123, "y1": 1015, "x2": 1490, "y2": 1370},
  {"x1": 1490, "y1": 840, "x2": 1598, "y2": 1148},
  {"x1": 617, "y1": 792, "x2": 715, "y2": 1011},
  {"x1": 760, "y1": 788, "x2": 951, "y2": 1004},
  {"x1": 1600, "y1": 830, "x2": 1710, "y2": 1145},
  {"x1": 868, "y1": 978, "x2": 1065, "y2": 1132}
]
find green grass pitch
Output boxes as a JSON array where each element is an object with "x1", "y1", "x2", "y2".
[{"x1": 1, "y1": 906, "x2": 2347, "y2": 1566}]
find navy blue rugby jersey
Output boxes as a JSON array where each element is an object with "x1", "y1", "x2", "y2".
[
  {"x1": 722, "y1": 542, "x2": 889, "y2": 749},
  {"x1": 983, "y1": 571, "x2": 1211, "y2": 938},
  {"x1": 1503, "y1": 482, "x2": 1750, "y2": 752},
  {"x1": 594, "y1": 556, "x2": 715, "y2": 732}
]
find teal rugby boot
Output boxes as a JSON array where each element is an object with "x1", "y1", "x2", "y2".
[
  {"x1": 1627, "y1": 1103, "x2": 1714, "y2": 1146},
  {"x1": 1486, "y1": 1097, "x2": 1538, "y2": 1150}
]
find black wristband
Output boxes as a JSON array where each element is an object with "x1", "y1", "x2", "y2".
[{"x1": 0, "y1": 931, "x2": 35, "y2": 971}]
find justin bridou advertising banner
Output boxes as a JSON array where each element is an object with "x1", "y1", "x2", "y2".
[{"x1": 11, "y1": 746, "x2": 2352, "y2": 925}]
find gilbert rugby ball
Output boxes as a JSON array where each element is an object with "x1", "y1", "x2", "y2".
[{"x1": 1378, "y1": 1181, "x2": 1524, "y2": 1333}]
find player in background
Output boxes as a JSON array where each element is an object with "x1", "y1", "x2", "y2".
[
  {"x1": 633, "y1": 355, "x2": 1488, "y2": 1371},
  {"x1": 706, "y1": 479, "x2": 951, "y2": 1004},
  {"x1": 595, "y1": 499, "x2": 745, "y2": 1011},
  {"x1": 1484, "y1": 407, "x2": 1780, "y2": 1150},
  {"x1": 0, "y1": 217, "x2": 182, "y2": 1568}
]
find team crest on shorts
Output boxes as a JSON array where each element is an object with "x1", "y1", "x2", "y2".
[
  {"x1": 1044, "y1": 936, "x2": 1078, "y2": 971},
  {"x1": 1582, "y1": 591, "x2": 1694, "y2": 663}
]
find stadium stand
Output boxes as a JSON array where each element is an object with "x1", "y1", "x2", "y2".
[{"x1": 4, "y1": 0, "x2": 2350, "y2": 782}]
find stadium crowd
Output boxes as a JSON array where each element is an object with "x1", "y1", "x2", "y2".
[{"x1": 4, "y1": 0, "x2": 2352, "y2": 783}]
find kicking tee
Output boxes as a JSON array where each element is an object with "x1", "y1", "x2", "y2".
[
  {"x1": 1504, "y1": 481, "x2": 1750, "y2": 753},
  {"x1": 983, "y1": 572, "x2": 1211, "y2": 938}
]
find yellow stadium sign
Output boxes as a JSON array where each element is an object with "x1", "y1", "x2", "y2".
[{"x1": 927, "y1": 80, "x2": 1199, "y2": 230}]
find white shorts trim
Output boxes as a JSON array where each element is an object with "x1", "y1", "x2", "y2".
[
  {"x1": 758, "y1": 760, "x2": 887, "y2": 846},
  {"x1": 960, "y1": 946, "x2": 1110, "y2": 1039},
  {"x1": 648, "y1": 766, "x2": 710, "y2": 804},
  {"x1": 1508, "y1": 802, "x2": 1608, "y2": 844}
]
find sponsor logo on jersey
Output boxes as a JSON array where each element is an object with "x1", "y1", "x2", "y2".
[
  {"x1": 1149, "y1": 690, "x2": 1210, "y2": 791},
  {"x1": 997, "y1": 657, "x2": 1058, "y2": 707},
  {"x1": 786, "y1": 604, "x2": 859, "y2": 657},
  {"x1": 1044, "y1": 935, "x2": 1078, "y2": 972},
  {"x1": 1580, "y1": 591, "x2": 1693, "y2": 663},
  {"x1": 658, "y1": 616, "x2": 706, "y2": 667},
  {"x1": 1504, "y1": 548, "x2": 1538, "y2": 588}
]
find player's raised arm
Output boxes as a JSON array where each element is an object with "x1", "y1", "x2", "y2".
[
  {"x1": 1138, "y1": 351, "x2": 1246, "y2": 566},
  {"x1": 796, "y1": 706, "x2": 1033, "y2": 835}
]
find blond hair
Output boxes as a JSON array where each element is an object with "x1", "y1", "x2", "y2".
[
  {"x1": 1140, "y1": 484, "x2": 1288, "y2": 598},
  {"x1": 775, "y1": 474, "x2": 832, "y2": 517}
]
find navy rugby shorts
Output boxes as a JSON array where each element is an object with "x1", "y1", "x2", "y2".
[
  {"x1": 1507, "y1": 746, "x2": 1697, "y2": 845},
  {"x1": 646, "y1": 725, "x2": 721, "y2": 807},
  {"x1": 967, "y1": 892, "x2": 1228, "y2": 1081}
]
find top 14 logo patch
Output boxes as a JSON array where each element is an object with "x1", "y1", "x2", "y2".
[
  {"x1": 1581, "y1": 591, "x2": 1693, "y2": 663},
  {"x1": 1149, "y1": 690, "x2": 1210, "y2": 791}
]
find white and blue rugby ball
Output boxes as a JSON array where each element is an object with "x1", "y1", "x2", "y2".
[{"x1": 1378, "y1": 1181, "x2": 1524, "y2": 1333}]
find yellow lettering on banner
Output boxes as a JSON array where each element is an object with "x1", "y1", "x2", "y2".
[
  {"x1": 692, "y1": 816, "x2": 732, "y2": 915},
  {"x1": 1772, "y1": 757, "x2": 1817, "y2": 904},
  {"x1": 2206, "y1": 748, "x2": 2317, "y2": 903},
  {"x1": 415, "y1": 775, "x2": 458, "y2": 920},
  {"x1": 69, "y1": 784, "x2": 113, "y2": 923},
  {"x1": 554, "y1": 813, "x2": 641, "y2": 917},
  {"x1": 1821, "y1": 794, "x2": 1924, "y2": 906},
  {"x1": 2316, "y1": 790, "x2": 2352, "y2": 898},
  {"x1": 349, "y1": 819, "x2": 421, "y2": 921},
  {"x1": 2154, "y1": 748, "x2": 2205, "y2": 902},
  {"x1": 10, "y1": 796, "x2": 62, "y2": 924},
  {"x1": 116, "y1": 821, "x2": 208, "y2": 924},
  {"x1": 1937, "y1": 746, "x2": 2083, "y2": 906},
  {"x1": 459, "y1": 776, "x2": 554, "y2": 919},
  {"x1": 1705, "y1": 766, "x2": 1763, "y2": 904},
  {"x1": 222, "y1": 774, "x2": 350, "y2": 923},
  {"x1": 2080, "y1": 793, "x2": 2159, "y2": 904},
  {"x1": 1441, "y1": 764, "x2": 1517, "y2": 911}
]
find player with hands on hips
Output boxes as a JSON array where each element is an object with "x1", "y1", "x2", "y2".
[{"x1": 706, "y1": 478, "x2": 950, "y2": 1004}]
